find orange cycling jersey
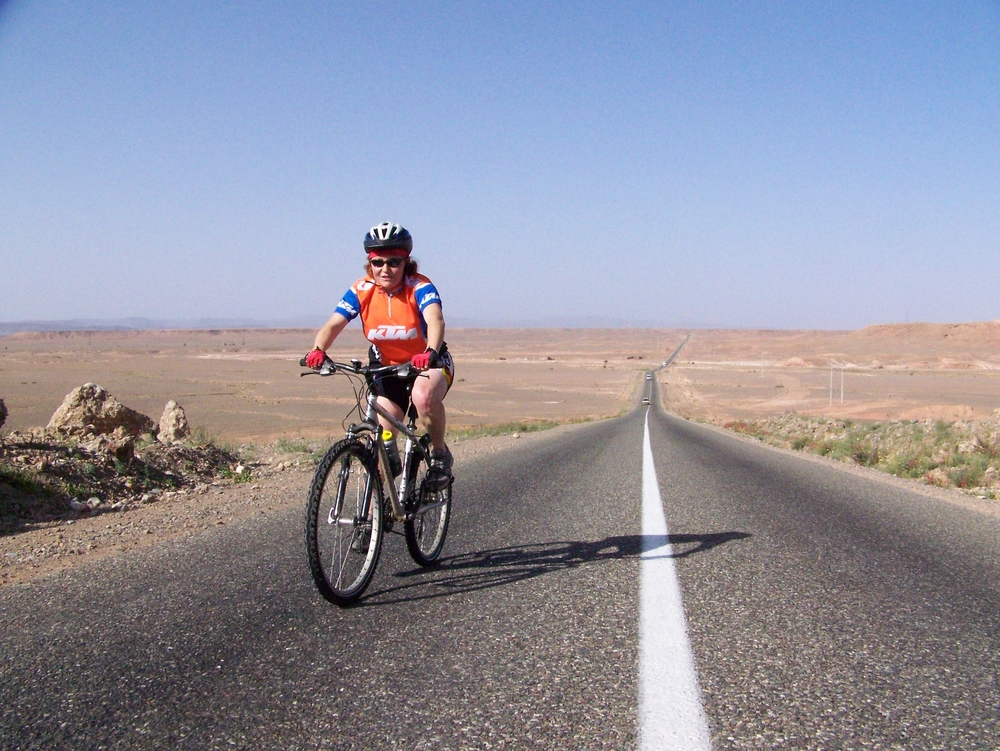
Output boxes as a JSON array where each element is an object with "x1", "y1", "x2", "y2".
[{"x1": 334, "y1": 274, "x2": 442, "y2": 365}]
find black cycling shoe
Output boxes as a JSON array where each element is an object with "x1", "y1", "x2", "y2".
[
  {"x1": 425, "y1": 447, "x2": 453, "y2": 491},
  {"x1": 351, "y1": 527, "x2": 372, "y2": 554}
]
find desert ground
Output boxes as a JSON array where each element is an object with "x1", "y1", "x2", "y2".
[
  {"x1": 3, "y1": 322, "x2": 999, "y2": 585},
  {"x1": 0, "y1": 327, "x2": 666, "y2": 442},
  {"x1": 660, "y1": 322, "x2": 1000, "y2": 423},
  {"x1": 3, "y1": 323, "x2": 999, "y2": 441}
]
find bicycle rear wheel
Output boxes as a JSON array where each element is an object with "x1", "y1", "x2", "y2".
[
  {"x1": 404, "y1": 456, "x2": 452, "y2": 566},
  {"x1": 305, "y1": 439, "x2": 384, "y2": 605}
]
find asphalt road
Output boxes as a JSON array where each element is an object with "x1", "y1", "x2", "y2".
[{"x1": 2, "y1": 378, "x2": 999, "y2": 749}]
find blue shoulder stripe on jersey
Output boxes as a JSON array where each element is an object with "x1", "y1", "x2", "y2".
[
  {"x1": 335, "y1": 288, "x2": 360, "y2": 320},
  {"x1": 413, "y1": 280, "x2": 441, "y2": 312}
]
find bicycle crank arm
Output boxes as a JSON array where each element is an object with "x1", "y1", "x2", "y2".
[{"x1": 410, "y1": 500, "x2": 448, "y2": 516}]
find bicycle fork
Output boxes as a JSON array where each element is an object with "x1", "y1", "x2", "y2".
[{"x1": 329, "y1": 455, "x2": 352, "y2": 526}]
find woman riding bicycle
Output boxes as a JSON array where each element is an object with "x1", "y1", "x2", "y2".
[{"x1": 306, "y1": 222, "x2": 454, "y2": 489}]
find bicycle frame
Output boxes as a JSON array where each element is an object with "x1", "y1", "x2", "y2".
[
  {"x1": 302, "y1": 356, "x2": 448, "y2": 524},
  {"x1": 347, "y1": 392, "x2": 425, "y2": 523}
]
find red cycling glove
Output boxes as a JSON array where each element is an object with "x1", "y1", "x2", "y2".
[
  {"x1": 306, "y1": 349, "x2": 326, "y2": 369},
  {"x1": 410, "y1": 348, "x2": 438, "y2": 370}
]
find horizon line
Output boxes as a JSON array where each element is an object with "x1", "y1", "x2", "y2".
[{"x1": 2, "y1": 316, "x2": 998, "y2": 337}]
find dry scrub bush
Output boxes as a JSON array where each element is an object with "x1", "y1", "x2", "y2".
[{"x1": 726, "y1": 413, "x2": 1000, "y2": 498}]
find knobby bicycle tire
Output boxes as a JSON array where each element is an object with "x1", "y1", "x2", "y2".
[
  {"x1": 305, "y1": 438, "x2": 384, "y2": 605},
  {"x1": 403, "y1": 454, "x2": 452, "y2": 567}
]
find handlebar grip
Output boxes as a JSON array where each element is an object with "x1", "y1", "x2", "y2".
[{"x1": 299, "y1": 357, "x2": 309, "y2": 367}]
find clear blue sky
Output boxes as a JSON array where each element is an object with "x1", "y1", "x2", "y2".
[{"x1": 2, "y1": 1, "x2": 998, "y2": 329}]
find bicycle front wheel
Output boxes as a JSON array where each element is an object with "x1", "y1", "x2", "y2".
[
  {"x1": 404, "y1": 458, "x2": 452, "y2": 567},
  {"x1": 305, "y1": 439, "x2": 384, "y2": 605}
]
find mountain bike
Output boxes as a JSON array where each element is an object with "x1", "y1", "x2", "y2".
[{"x1": 300, "y1": 355, "x2": 453, "y2": 606}]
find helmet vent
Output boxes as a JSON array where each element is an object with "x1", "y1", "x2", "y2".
[{"x1": 364, "y1": 222, "x2": 412, "y2": 252}]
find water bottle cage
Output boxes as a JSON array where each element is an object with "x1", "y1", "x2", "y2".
[{"x1": 382, "y1": 433, "x2": 402, "y2": 478}]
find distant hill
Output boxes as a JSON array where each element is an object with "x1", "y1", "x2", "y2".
[
  {"x1": 446, "y1": 315, "x2": 718, "y2": 328},
  {"x1": 0, "y1": 316, "x2": 328, "y2": 335},
  {"x1": 1, "y1": 314, "x2": 718, "y2": 334}
]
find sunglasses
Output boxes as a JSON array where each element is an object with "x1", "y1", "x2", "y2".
[{"x1": 369, "y1": 257, "x2": 405, "y2": 269}]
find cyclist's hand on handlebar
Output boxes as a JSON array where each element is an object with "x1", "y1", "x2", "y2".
[
  {"x1": 410, "y1": 348, "x2": 439, "y2": 370},
  {"x1": 305, "y1": 348, "x2": 327, "y2": 369}
]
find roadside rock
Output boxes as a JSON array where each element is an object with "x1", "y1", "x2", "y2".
[
  {"x1": 0, "y1": 398, "x2": 7, "y2": 431},
  {"x1": 81, "y1": 427, "x2": 136, "y2": 462},
  {"x1": 0, "y1": 429, "x2": 238, "y2": 528},
  {"x1": 158, "y1": 401, "x2": 190, "y2": 444},
  {"x1": 47, "y1": 383, "x2": 155, "y2": 438}
]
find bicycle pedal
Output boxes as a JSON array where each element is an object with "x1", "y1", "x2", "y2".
[{"x1": 351, "y1": 530, "x2": 372, "y2": 554}]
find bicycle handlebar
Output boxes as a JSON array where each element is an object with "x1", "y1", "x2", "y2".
[{"x1": 299, "y1": 355, "x2": 417, "y2": 381}]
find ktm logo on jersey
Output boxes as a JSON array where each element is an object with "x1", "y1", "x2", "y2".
[{"x1": 369, "y1": 325, "x2": 418, "y2": 341}]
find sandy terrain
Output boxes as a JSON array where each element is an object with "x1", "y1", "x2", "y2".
[
  {"x1": 659, "y1": 322, "x2": 1000, "y2": 423},
  {"x1": 5, "y1": 323, "x2": 997, "y2": 444},
  {"x1": 0, "y1": 328, "x2": 671, "y2": 443}
]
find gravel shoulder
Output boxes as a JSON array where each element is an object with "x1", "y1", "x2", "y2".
[{"x1": 0, "y1": 426, "x2": 581, "y2": 587}]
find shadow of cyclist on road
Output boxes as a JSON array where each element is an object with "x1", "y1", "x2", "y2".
[{"x1": 361, "y1": 531, "x2": 749, "y2": 606}]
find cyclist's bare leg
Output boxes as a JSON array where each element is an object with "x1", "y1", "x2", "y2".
[
  {"x1": 376, "y1": 396, "x2": 405, "y2": 434},
  {"x1": 410, "y1": 369, "x2": 449, "y2": 452}
]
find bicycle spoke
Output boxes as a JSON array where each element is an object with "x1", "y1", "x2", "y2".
[{"x1": 404, "y1": 455, "x2": 452, "y2": 567}]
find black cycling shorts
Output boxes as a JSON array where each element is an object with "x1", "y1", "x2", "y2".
[{"x1": 371, "y1": 346, "x2": 455, "y2": 416}]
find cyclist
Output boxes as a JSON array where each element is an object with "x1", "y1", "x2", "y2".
[{"x1": 306, "y1": 222, "x2": 454, "y2": 488}]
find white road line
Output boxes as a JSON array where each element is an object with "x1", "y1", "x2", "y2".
[{"x1": 640, "y1": 411, "x2": 713, "y2": 751}]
